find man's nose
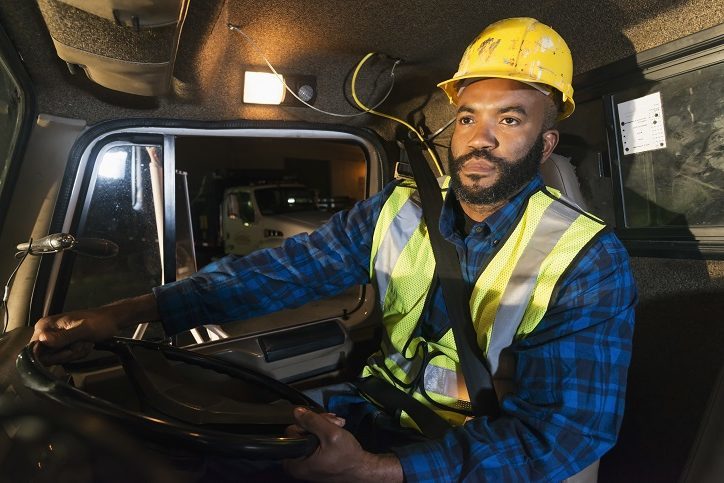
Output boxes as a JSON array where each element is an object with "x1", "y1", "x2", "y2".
[{"x1": 467, "y1": 122, "x2": 497, "y2": 151}]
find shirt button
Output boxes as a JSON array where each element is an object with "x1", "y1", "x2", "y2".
[
  {"x1": 473, "y1": 226, "x2": 483, "y2": 233},
  {"x1": 492, "y1": 239, "x2": 500, "y2": 246}
]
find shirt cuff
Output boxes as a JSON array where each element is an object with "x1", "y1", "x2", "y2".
[
  {"x1": 152, "y1": 279, "x2": 203, "y2": 336},
  {"x1": 391, "y1": 439, "x2": 454, "y2": 483}
]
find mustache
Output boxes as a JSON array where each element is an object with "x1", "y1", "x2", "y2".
[{"x1": 452, "y1": 148, "x2": 507, "y2": 166}]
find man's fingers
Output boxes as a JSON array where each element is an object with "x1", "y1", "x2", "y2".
[
  {"x1": 286, "y1": 410, "x2": 344, "y2": 437},
  {"x1": 35, "y1": 340, "x2": 93, "y2": 365},
  {"x1": 325, "y1": 413, "x2": 346, "y2": 427},
  {"x1": 285, "y1": 424, "x2": 306, "y2": 438},
  {"x1": 38, "y1": 327, "x2": 73, "y2": 348},
  {"x1": 292, "y1": 407, "x2": 342, "y2": 439},
  {"x1": 284, "y1": 409, "x2": 369, "y2": 482},
  {"x1": 30, "y1": 319, "x2": 54, "y2": 343},
  {"x1": 35, "y1": 318, "x2": 90, "y2": 348}
]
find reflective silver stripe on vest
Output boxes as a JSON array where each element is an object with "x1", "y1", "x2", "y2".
[
  {"x1": 377, "y1": 338, "x2": 468, "y2": 403},
  {"x1": 374, "y1": 197, "x2": 423, "y2": 306},
  {"x1": 486, "y1": 197, "x2": 582, "y2": 375},
  {"x1": 423, "y1": 362, "x2": 467, "y2": 400}
]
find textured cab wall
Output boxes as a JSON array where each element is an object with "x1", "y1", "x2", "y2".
[{"x1": 0, "y1": 0, "x2": 720, "y2": 125}]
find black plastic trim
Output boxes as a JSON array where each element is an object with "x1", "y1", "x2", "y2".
[
  {"x1": 259, "y1": 320, "x2": 345, "y2": 363},
  {"x1": 574, "y1": 23, "x2": 724, "y2": 103},
  {"x1": 0, "y1": 24, "x2": 36, "y2": 234},
  {"x1": 619, "y1": 239, "x2": 724, "y2": 261}
]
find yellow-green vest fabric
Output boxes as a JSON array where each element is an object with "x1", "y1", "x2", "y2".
[{"x1": 362, "y1": 178, "x2": 606, "y2": 430}]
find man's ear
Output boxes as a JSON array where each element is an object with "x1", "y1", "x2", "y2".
[{"x1": 540, "y1": 129, "x2": 560, "y2": 164}]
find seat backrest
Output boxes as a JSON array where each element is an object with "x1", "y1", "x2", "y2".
[
  {"x1": 679, "y1": 364, "x2": 724, "y2": 483},
  {"x1": 541, "y1": 153, "x2": 587, "y2": 210}
]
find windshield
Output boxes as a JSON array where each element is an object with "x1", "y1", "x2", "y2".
[{"x1": 255, "y1": 187, "x2": 317, "y2": 215}]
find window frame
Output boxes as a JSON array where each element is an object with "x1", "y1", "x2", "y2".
[
  {"x1": 31, "y1": 121, "x2": 387, "y2": 324},
  {"x1": 588, "y1": 25, "x2": 724, "y2": 259}
]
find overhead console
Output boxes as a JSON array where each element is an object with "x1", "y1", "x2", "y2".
[{"x1": 36, "y1": 0, "x2": 190, "y2": 96}]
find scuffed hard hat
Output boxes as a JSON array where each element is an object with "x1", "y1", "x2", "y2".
[{"x1": 438, "y1": 17, "x2": 575, "y2": 120}]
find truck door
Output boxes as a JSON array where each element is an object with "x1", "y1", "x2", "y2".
[
  {"x1": 223, "y1": 190, "x2": 258, "y2": 255},
  {"x1": 26, "y1": 124, "x2": 384, "y2": 386}
]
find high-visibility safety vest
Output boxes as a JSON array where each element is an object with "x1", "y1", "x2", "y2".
[{"x1": 362, "y1": 178, "x2": 606, "y2": 430}]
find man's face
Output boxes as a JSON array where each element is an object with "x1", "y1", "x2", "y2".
[{"x1": 449, "y1": 78, "x2": 557, "y2": 206}]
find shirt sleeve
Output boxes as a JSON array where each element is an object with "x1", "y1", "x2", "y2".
[
  {"x1": 153, "y1": 182, "x2": 398, "y2": 335},
  {"x1": 392, "y1": 232, "x2": 638, "y2": 482}
]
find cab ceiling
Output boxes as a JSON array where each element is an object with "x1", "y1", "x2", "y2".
[{"x1": 0, "y1": 0, "x2": 722, "y2": 124}]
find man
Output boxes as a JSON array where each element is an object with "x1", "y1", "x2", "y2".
[{"x1": 32, "y1": 18, "x2": 636, "y2": 482}]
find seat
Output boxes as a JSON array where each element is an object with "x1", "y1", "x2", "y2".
[
  {"x1": 543, "y1": 153, "x2": 597, "y2": 483},
  {"x1": 541, "y1": 153, "x2": 587, "y2": 210},
  {"x1": 679, "y1": 364, "x2": 724, "y2": 483}
]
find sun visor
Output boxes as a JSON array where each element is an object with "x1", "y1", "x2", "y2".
[
  {"x1": 57, "y1": 0, "x2": 185, "y2": 28},
  {"x1": 36, "y1": 0, "x2": 190, "y2": 96}
]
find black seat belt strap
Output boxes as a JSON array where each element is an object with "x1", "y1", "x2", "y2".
[
  {"x1": 403, "y1": 140, "x2": 499, "y2": 417},
  {"x1": 356, "y1": 376, "x2": 452, "y2": 439}
]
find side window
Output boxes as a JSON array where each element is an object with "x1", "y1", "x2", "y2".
[
  {"x1": 614, "y1": 62, "x2": 723, "y2": 228},
  {"x1": 255, "y1": 188, "x2": 278, "y2": 215},
  {"x1": 226, "y1": 192, "x2": 254, "y2": 221},
  {"x1": 63, "y1": 144, "x2": 163, "y2": 311},
  {"x1": 55, "y1": 131, "x2": 379, "y2": 343},
  {"x1": 226, "y1": 192, "x2": 240, "y2": 219},
  {"x1": 238, "y1": 192, "x2": 254, "y2": 222},
  {"x1": 600, "y1": 33, "x2": 724, "y2": 257}
]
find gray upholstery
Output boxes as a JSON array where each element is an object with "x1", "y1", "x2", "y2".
[
  {"x1": 541, "y1": 153, "x2": 597, "y2": 483},
  {"x1": 680, "y1": 364, "x2": 724, "y2": 483},
  {"x1": 541, "y1": 153, "x2": 587, "y2": 210},
  {"x1": 563, "y1": 461, "x2": 599, "y2": 483}
]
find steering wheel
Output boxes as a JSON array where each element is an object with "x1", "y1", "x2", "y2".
[{"x1": 16, "y1": 337, "x2": 322, "y2": 459}]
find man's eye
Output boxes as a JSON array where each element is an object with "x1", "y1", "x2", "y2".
[
  {"x1": 458, "y1": 116, "x2": 474, "y2": 125},
  {"x1": 500, "y1": 117, "x2": 519, "y2": 126}
]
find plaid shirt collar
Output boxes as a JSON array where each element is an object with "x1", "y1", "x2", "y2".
[{"x1": 440, "y1": 173, "x2": 545, "y2": 242}]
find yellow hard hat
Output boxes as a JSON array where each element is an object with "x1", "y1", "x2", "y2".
[{"x1": 438, "y1": 17, "x2": 575, "y2": 120}]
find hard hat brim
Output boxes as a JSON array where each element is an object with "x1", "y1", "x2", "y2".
[{"x1": 437, "y1": 74, "x2": 575, "y2": 120}]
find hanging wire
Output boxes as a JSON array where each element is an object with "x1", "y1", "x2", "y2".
[
  {"x1": 2, "y1": 239, "x2": 32, "y2": 335},
  {"x1": 350, "y1": 53, "x2": 444, "y2": 175},
  {"x1": 228, "y1": 24, "x2": 400, "y2": 118},
  {"x1": 227, "y1": 23, "x2": 446, "y2": 175},
  {"x1": 426, "y1": 117, "x2": 456, "y2": 141}
]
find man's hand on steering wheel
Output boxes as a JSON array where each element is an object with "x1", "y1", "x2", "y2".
[
  {"x1": 31, "y1": 293, "x2": 160, "y2": 364},
  {"x1": 283, "y1": 407, "x2": 404, "y2": 482}
]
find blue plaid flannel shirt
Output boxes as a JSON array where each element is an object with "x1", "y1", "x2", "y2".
[{"x1": 154, "y1": 174, "x2": 637, "y2": 482}]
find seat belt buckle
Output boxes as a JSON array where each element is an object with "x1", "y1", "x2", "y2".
[{"x1": 394, "y1": 161, "x2": 414, "y2": 180}]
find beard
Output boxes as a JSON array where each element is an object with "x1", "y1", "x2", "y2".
[{"x1": 449, "y1": 134, "x2": 544, "y2": 206}]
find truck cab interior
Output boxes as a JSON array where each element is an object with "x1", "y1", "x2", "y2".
[{"x1": 0, "y1": 1, "x2": 722, "y2": 481}]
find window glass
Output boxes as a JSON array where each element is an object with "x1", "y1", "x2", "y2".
[
  {"x1": 255, "y1": 186, "x2": 316, "y2": 215},
  {"x1": 237, "y1": 192, "x2": 254, "y2": 222},
  {"x1": 617, "y1": 61, "x2": 724, "y2": 228},
  {"x1": 61, "y1": 134, "x2": 373, "y2": 343},
  {"x1": 225, "y1": 192, "x2": 254, "y2": 221},
  {"x1": 175, "y1": 135, "x2": 369, "y2": 336},
  {"x1": 226, "y1": 193, "x2": 240, "y2": 219},
  {"x1": 63, "y1": 144, "x2": 163, "y2": 311}
]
